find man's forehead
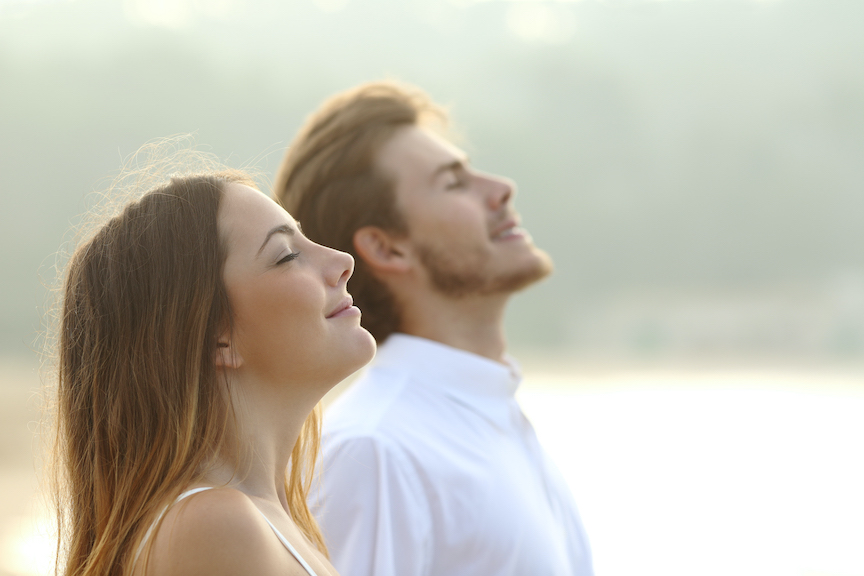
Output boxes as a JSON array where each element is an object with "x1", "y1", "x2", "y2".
[
  {"x1": 419, "y1": 127, "x2": 465, "y2": 162},
  {"x1": 378, "y1": 125, "x2": 465, "y2": 178}
]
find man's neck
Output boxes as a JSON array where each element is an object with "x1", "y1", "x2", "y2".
[{"x1": 398, "y1": 292, "x2": 509, "y2": 362}]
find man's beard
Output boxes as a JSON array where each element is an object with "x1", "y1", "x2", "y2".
[{"x1": 415, "y1": 241, "x2": 553, "y2": 299}]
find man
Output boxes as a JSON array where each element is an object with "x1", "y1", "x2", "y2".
[{"x1": 274, "y1": 81, "x2": 593, "y2": 576}]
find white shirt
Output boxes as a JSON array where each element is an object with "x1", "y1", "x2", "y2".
[{"x1": 313, "y1": 334, "x2": 593, "y2": 576}]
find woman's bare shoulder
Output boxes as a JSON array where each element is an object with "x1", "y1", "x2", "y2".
[{"x1": 143, "y1": 488, "x2": 307, "y2": 576}]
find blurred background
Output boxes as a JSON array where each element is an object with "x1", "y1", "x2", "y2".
[{"x1": 1, "y1": 0, "x2": 862, "y2": 575}]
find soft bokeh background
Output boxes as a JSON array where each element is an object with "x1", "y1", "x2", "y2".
[{"x1": 1, "y1": 0, "x2": 862, "y2": 574}]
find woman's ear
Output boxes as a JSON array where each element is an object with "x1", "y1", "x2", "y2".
[
  {"x1": 213, "y1": 336, "x2": 244, "y2": 370},
  {"x1": 353, "y1": 226, "x2": 412, "y2": 274}
]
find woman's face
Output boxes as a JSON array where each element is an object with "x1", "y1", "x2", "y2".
[{"x1": 218, "y1": 183, "x2": 375, "y2": 388}]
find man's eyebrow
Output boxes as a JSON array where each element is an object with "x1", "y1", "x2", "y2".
[
  {"x1": 257, "y1": 223, "x2": 295, "y2": 256},
  {"x1": 430, "y1": 158, "x2": 469, "y2": 182}
]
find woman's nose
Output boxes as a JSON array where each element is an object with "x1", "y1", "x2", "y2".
[{"x1": 328, "y1": 247, "x2": 355, "y2": 288}]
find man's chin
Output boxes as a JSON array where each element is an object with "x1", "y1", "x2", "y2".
[
  {"x1": 418, "y1": 242, "x2": 553, "y2": 298},
  {"x1": 492, "y1": 248, "x2": 554, "y2": 294}
]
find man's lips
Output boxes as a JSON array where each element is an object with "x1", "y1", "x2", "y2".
[
  {"x1": 490, "y1": 218, "x2": 524, "y2": 240},
  {"x1": 326, "y1": 295, "x2": 357, "y2": 319}
]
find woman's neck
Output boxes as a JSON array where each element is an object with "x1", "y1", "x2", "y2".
[{"x1": 202, "y1": 369, "x2": 322, "y2": 511}]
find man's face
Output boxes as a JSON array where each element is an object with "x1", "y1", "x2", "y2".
[{"x1": 375, "y1": 125, "x2": 552, "y2": 298}]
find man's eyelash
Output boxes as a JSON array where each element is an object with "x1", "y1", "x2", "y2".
[{"x1": 277, "y1": 252, "x2": 300, "y2": 265}]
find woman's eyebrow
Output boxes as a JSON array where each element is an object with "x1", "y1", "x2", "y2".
[{"x1": 257, "y1": 223, "x2": 295, "y2": 256}]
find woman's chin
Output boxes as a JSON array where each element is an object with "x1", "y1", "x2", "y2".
[
  {"x1": 320, "y1": 328, "x2": 377, "y2": 388},
  {"x1": 348, "y1": 328, "x2": 378, "y2": 372}
]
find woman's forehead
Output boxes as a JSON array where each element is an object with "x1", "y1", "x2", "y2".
[{"x1": 220, "y1": 183, "x2": 296, "y2": 251}]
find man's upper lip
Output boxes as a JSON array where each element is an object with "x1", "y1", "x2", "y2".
[
  {"x1": 326, "y1": 295, "x2": 353, "y2": 318},
  {"x1": 491, "y1": 217, "x2": 520, "y2": 238}
]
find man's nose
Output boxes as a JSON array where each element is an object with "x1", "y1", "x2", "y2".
[{"x1": 480, "y1": 173, "x2": 514, "y2": 210}]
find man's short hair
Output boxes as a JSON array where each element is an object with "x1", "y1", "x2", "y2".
[{"x1": 273, "y1": 81, "x2": 446, "y2": 343}]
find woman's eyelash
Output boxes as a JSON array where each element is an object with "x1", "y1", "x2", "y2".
[{"x1": 277, "y1": 251, "x2": 300, "y2": 265}]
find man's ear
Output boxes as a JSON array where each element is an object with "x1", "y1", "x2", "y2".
[
  {"x1": 353, "y1": 226, "x2": 413, "y2": 274},
  {"x1": 213, "y1": 334, "x2": 244, "y2": 370}
]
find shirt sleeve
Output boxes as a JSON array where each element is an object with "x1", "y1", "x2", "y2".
[{"x1": 311, "y1": 434, "x2": 433, "y2": 576}]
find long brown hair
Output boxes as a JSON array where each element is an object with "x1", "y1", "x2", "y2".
[
  {"x1": 51, "y1": 164, "x2": 326, "y2": 576},
  {"x1": 273, "y1": 80, "x2": 446, "y2": 343}
]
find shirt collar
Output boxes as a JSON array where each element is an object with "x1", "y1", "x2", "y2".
[{"x1": 372, "y1": 334, "x2": 522, "y2": 423}]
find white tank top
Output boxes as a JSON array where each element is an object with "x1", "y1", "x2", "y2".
[{"x1": 136, "y1": 486, "x2": 320, "y2": 576}]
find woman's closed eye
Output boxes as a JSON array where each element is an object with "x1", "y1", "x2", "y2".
[{"x1": 277, "y1": 251, "x2": 301, "y2": 265}]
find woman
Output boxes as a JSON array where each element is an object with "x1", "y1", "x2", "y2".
[{"x1": 52, "y1": 167, "x2": 375, "y2": 576}]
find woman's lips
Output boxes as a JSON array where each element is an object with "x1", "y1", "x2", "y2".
[{"x1": 326, "y1": 295, "x2": 360, "y2": 319}]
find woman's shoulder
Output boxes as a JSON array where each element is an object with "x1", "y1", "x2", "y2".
[{"x1": 143, "y1": 487, "x2": 307, "y2": 576}]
